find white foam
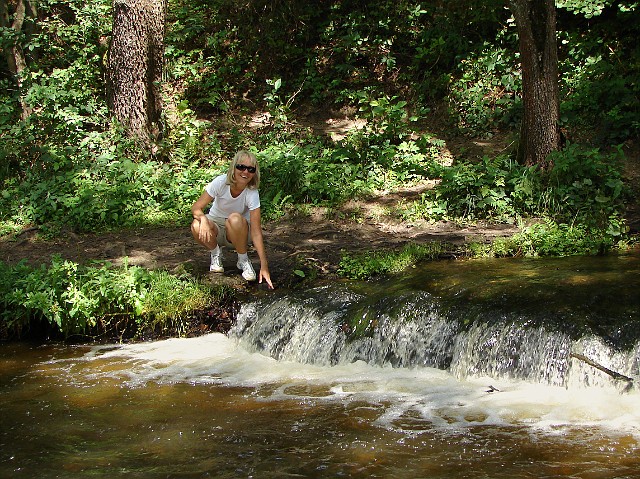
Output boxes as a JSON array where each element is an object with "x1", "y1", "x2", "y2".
[{"x1": 84, "y1": 334, "x2": 640, "y2": 437}]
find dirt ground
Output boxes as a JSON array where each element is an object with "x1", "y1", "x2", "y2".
[{"x1": 0, "y1": 187, "x2": 522, "y2": 292}]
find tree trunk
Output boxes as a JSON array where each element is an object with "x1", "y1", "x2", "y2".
[
  {"x1": 107, "y1": 0, "x2": 166, "y2": 151},
  {"x1": 0, "y1": 0, "x2": 36, "y2": 120},
  {"x1": 509, "y1": 0, "x2": 561, "y2": 168}
]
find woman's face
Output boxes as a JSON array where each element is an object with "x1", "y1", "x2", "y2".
[{"x1": 233, "y1": 158, "x2": 257, "y2": 187}]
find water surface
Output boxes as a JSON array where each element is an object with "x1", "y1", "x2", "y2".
[{"x1": 2, "y1": 252, "x2": 639, "y2": 478}]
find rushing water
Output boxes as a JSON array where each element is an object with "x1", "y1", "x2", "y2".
[{"x1": 1, "y1": 252, "x2": 640, "y2": 478}]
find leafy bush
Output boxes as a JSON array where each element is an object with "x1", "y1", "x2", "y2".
[
  {"x1": 557, "y1": 2, "x2": 640, "y2": 143},
  {"x1": 449, "y1": 42, "x2": 522, "y2": 136},
  {"x1": 560, "y1": 51, "x2": 639, "y2": 143},
  {"x1": 0, "y1": 257, "x2": 228, "y2": 340},
  {"x1": 409, "y1": 155, "x2": 540, "y2": 223},
  {"x1": 488, "y1": 221, "x2": 621, "y2": 257},
  {"x1": 259, "y1": 142, "x2": 365, "y2": 211},
  {"x1": 0, "y1": 1, "x2": 112, "y2": 178},
  {"x1": 0, "y1": 131, "x2": 219, "y2": 234},
  {"x1": 407, "y1": 144, "x2": 627, "y2": 242},
  {"x1": 540, "y1": 144, "x2": 627, "y2": 228},
  {"x1": 1, "y1": 257, "x2": 150, "y2": 338}
]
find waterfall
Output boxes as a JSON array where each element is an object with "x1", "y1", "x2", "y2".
[
  {"x1": 449, "y1": 320, "x2": 573, "y2": 386},
  {"x1": 229, "y1": 283, "x2": 639, "y2": 391}
]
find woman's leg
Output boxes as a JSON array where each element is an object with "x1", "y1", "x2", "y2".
[
  {"x1": 191, "y1": 217, "x2": 219, "y2": 250},
  {"x1": 225, "y1": 213, "x2": 249, "y2": 253},
  {"x1": 226, "y1": 213, "x2": 256, "y2": 281},
  {"x1": 192, "y1": 217, "x2": 225, "y2": 272}
]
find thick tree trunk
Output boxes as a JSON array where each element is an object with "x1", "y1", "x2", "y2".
[
  {"x1": 0, "y1": 0, "x2": 36, "y2": 120},
  {"x1": 107, "y1": 0, "x2": 166, "y2": 150},
  {"x1": 509, "y1": 0, "x2": 561, "y2": 168}
]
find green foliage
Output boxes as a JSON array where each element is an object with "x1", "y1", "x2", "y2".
[
  {"x1": 560, "y1": 51, "x2": 639, "y2": 143},
  {"x1": 557, "y1": 1, "x2": 640, "y2": 141},
  {"x1": 0, "y1": 256, "x2": 150, "y2": 338},
  {"x1": 0, "y1": 0, "x2": 112, "y2": 178},
  {"x1": 449, "y1": 42, "x2": 522, "y2": 136},
  {"x1": 258, "y1": 142, "x2": 365, "y2": 212},
  {"x1": 163, "y1": 101, "x2": 219, "y2": 162},
  {"x1": 407, "y1": 145, "x2": 627, "y2": 238},
  {"x1": 0, "y1": 141, "x2": 219, "y2": 233},
  {"x1": 167, "y1": 0, "x2": 510, "y2": 111},
  {"x1": 338, "y1": 242, "x2": 446, "y2": 280},
  {"x1": 487, "y1": 221, "x2": 621, "y2": 257},
  {"x1": 340, "y1": 93, "x2": 443, "y2": 180},
  {"x1": 141, "y1": 270, "x2": 233, "y2": 336},
  {"x1": 410, "y1": 155, "x2": 540, "y2": 223},
  {"x1": 255, "y1": 92, "x2": 444, "y2": 220},
  {"x1": 558, "y1": 0, "x2": 614, "y2": 18},
  {"x1": 541, "y1": 144, "x2": 627, "y2": 228},
  {"x1": 168, "y1": 0, "x2": 326, "y2": 110},
  {"x1": 0, "y1": 257, "x2": 228, "y2": 340}
]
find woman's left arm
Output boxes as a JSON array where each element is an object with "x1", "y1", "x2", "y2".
[{"x1": 249, "y1": 208, "x2": 274, "y2": 289}]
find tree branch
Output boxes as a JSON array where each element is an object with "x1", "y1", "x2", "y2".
[{"x1": 570, "y1": 352, "x2": 634, "y2": 384}]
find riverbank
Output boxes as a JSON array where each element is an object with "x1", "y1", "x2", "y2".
[
  {"x1": 0, "y1": 191, "x2": 526, "y2": 342},
  {"x1": 1, "y1": 186, "x2": 523, "y2": 288}
]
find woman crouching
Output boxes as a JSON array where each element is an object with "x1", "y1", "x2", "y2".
[{"x1": 191, "y1": 150, "x2": 274, "y2": 289}]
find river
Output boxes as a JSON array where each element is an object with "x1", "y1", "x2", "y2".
[{"x1": 2, "y1": 251, "x2": 639, "y2": 478}]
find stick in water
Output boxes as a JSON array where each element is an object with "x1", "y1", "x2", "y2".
[{"x1": 570, "y1": 352, "x2": 634, "y2": 383}]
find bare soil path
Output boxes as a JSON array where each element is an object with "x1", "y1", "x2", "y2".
[{"x1": 0, "y1": 187, "x2": 520, "y2": 292}]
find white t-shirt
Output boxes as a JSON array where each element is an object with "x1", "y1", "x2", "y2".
[{"x1": 205, "y1": 174, "x2": 261, "y2": 220}]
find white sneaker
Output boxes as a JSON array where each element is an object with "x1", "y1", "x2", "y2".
[
  {"x1": 210, "y1": 252, "x2": 224, "y2": 273},
  {"x1": 237, "y1": 258, "x2": 256, "y2": 281}
]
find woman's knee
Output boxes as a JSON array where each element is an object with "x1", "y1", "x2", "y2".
[
  {"x1": 226, "y1": 213, "x2": 248, "y2": 232},
  {"x1": 190, "y1": 218, "x2": 200, "y2": 237},
  {"x1": 192, "y1": 217, "x2": 219, "y2": 246}
]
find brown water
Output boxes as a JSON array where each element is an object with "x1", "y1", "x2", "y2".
[
  {"x1": 2, "y1": 252, "x2": 640, "y2": 478},
  {"x1": 2, "y1": 336, "x2": 639, "y2": 478}
]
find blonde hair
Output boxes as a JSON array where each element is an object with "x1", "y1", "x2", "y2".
[{"x1": 226, "y1": 150, "x2": 260, "y2": 189}]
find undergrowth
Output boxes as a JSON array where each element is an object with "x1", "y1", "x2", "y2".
[
  {"x1": 338, "y1": 243, "x2": 447, "y2": 280},
  {"x1": 0, "y1": 257, "x2": 234, "y2": 341}
]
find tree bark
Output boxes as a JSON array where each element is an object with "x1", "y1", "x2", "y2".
[
  {"x1": 0, "y1": 0, "x2": 36, "y2": 119},
  {"x1": 107, "y1": 0, "x2": 166, "y2": 150},
  {"x1": 509, "y1": 0, "x2": 561, "y2": 168}
]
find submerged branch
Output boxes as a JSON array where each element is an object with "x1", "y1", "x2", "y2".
[{"x1": 570, "y1": 352, "x2": 634, "y2": 384}]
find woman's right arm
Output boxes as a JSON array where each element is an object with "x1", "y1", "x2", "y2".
[
  {"x1": 192, "y1": 191, "x2": 213, "y2": 220},
  {"x1": 192, "y1": 191, "x2": 214, "y2": 242}
]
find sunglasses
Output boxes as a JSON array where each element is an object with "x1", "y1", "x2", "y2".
[{"x1": 235, "y1": 164, "x2": 257, "y2": 173}]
